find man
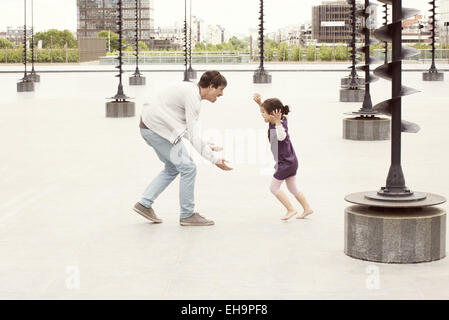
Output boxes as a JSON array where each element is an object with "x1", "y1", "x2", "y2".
[{"x1": 134, "y1": 71, "x2": 232, "y2": 226}]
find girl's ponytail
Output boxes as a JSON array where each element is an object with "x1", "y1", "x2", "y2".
[{"x1": 283, "y1": 105, "x2": 290, "y2": 115}]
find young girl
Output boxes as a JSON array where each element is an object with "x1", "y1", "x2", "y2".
[{"x1": 253, "y1": 93, "x2": 313, "y2": 220}]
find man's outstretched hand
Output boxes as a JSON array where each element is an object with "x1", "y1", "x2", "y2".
[
  {"x1": 215, "y1": 159, "x2": 233, "y2": 171},
  {"x1": 207, "y1": 141, "x2": 224, "y2": 152}
]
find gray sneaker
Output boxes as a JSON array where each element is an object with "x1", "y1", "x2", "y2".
[
  {"x1": 133, "y1": 203, "x2": 162, "y2": 223},
  {"x1": 180, "y1": 213, "x2": 214, "y2": 226}
]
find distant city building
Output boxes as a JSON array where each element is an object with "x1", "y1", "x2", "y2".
[
  {"x1": 4, "y1": 26, "x2": 32, "y2": 46},
  {"x1": 150, "y1": 26, "x2": 183, "y2": 49},
  {"x1": 440, "y1": 0, "x2": 449, "y2": 46},
  {"x1": 191, "y1": 16, "x2": 206, "y2": 44},
  {"x1": 312, "y1": 0, "x2": 375, "y2": 44},
  {"x1": 402, "y1": 14, "x2": 434, "y2": 44},
  {"x1": 203, "y1": 24, "x2": 226, "y2": 45},
  {"x1": 76, "y1": 0, "x2": 154, "y2": 45},
  {"x1": 153, "y1": 19, "x2": 227, "y2": 49},
  {"x1": 272, "y1": 24, "x2": 313, "y2": 46}
]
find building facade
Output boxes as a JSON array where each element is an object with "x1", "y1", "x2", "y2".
[
  {"x1": 271, "y1": 24, "x2": 313, "y2": 46},
  {"x1": 402, "y1": 14, "x2": 433, "y2": 44},
  {"x1": 5, "y1": 27, "x2": 32, "y2": 46},
  {"x1": 440, "y1": 0, "x2": 449, "y2": 46},
  {"x1": 312, "y1": 1, "x2": 371, "y2": 43},
  {"x1": 77, "y1": 0, "x2": 154, "y2": 45}
]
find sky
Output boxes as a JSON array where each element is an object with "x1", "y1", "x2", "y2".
[{"x1": 0, "y1": 0, "x2": 433, "y2": 34}]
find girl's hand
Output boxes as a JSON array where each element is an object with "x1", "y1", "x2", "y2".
[
  {"x1": 253, "y1": 93, "x2": 262, "y2": 106},
  {"x1": 270, "y1": 109, "x2": 283, "y2": 125}
]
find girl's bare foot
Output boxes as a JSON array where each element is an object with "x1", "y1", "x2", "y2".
[
  {"x1": 281, "y1": 210, "x2": 297, "y2": 221},
  {"x1": 297, "y1": 209, "x2": 314, "y2": 219}
]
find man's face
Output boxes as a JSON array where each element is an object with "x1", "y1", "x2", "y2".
[{"x1": 205, "y1": 85, "x2": 225, "y2": 103}]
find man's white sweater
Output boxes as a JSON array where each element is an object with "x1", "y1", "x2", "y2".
[{"x1": 141, "y1": 82, "x2": 220, "y2": 164}]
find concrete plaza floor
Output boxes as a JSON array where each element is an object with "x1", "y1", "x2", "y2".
[{"x1": 0, "y1": 64, "x2": 448, "y2": 299}]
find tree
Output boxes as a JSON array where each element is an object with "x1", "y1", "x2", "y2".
[
  {"x1": 412, "y1": 42, "x2": 431, "y2": 49},
  {"x1": 34, "y1": 29, "x2": 77, "y2": 48},
  {"x1": 205, "y1": 43, "x2": 218, "y2": 51},
  {"x1": 125, "y1": 41, "x2": 148, "y2": 52},
  {"x1": 291, "y1": 45, "x2": 300, "y2": 61},
  {"x1": 138, "y1": 41, "x2": 149, "y2": 51},
  {"x1": 306, "y1": 45, "x2": 316, "y2": 61},
  {"x1": 0, "y1": 38, "x2": 14, "y2": 49},
  {"x1": 278, "y1": 42, "x2": 289, "y2": 61},
  {"x1": 318, "y1": 45, "x2": 332, "y2": 61},
  {"x1": 334, "y1": 44, "x2": 348, "y2": 61},
  {"x1": 229, "y1": 36, "x2": 248, "y2": 50},
  {"x1": 97, "y1": 30, "x2": 128, "y2": 51},
  {"x1": 194, "y1": 42, "x2": 206, "y2": 51}
]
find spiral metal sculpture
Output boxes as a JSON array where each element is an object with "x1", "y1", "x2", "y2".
[
  {"x1": 187, "y1": 0, "x2": 196, "y2": 79},
  {"x1": 428, "y1": 0, "x2": 439, "y2": 73},
  {"x1": 354, "y1": 0, "x2": 380, "y2": 113},
  {"x1": 383, "y1": 2, "x2": 389, "y2": 64},
  {"x1": 345, "y1": 0, "x2": 360, "y2": 89},
  {"x1": 111, "y1": 0, "x2": 129, "y2": 101},
  {"x1": 30, "y1": 0, "x2": 35, "y2": 76},
  {"x1": 28, "y1": 0, "x2": 39, "y2": 82},
  {"x1": 253, "y1": 0, "x2": 271, "y2": 83},
  {"x1": 21, "y1": 0, "x2": 29, "y2": 82},
  {"x1": 183, "y1": 0, "x2": 189, "y2": 81},
  {"x1": 258, "y1": 0, "x2": 265, "y2": 72},
  {"x1": 132, "y1": 0, "x2": 142, "y2": 78},
  {"x1": 367, "y1": 0, "x2": 423, "y2": 200}
]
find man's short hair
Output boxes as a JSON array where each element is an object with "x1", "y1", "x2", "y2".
[{"x1": 198, "y1": 71, "x2": 227, "y2": 89}]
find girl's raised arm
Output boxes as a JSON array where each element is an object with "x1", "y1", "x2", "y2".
[{"x1": 253, "y1": 93, "x2": 263, "y2": 107}]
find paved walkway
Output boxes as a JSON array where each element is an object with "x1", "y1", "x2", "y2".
[{"x1": 0, "y1": 67, "x2": 448, "y2": 299}]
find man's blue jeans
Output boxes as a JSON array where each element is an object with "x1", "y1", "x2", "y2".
[{"x1": 139, "y1": 128, "x2": 196, "y2": 219}]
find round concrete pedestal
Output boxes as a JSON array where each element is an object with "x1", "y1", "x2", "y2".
[
  {"x1": 345, "y1": 205, "x2": 446, "y2": 263},
  {"x1": 343, "y1": 117, "x2": 390, "y2": 141},
  {"x1": 129, "y1": 76, "x2": 146, "y2": 86},
  {"x1": 106, "y1": 101, "x2": 135, "y2": 118},
  {"x1": 187, "y1": 70, "x2": 197, "y2": 80},
  {"x1": 340, "y1": 89, "x2": 365, "y2": 102},
  {"x1": 17, "y1": 81, "x2": 34, "y2": 92},
  {"x1": 29, "y1": 73, "x2": 40, "y2": 83},
  {"x1": 341, "y1": 77, "x2": 365, "y2": 87},
  {"x1": 422, "y1": 72, "x2": 444, "y2": 81},
  {"x1": 253, "y1": 72, "x2": 272, "y2": 84}
]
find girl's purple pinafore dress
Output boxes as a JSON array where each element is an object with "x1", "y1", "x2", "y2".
[{"x1": 268, "y1": 118, "x2": 298, "y2": 180}]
